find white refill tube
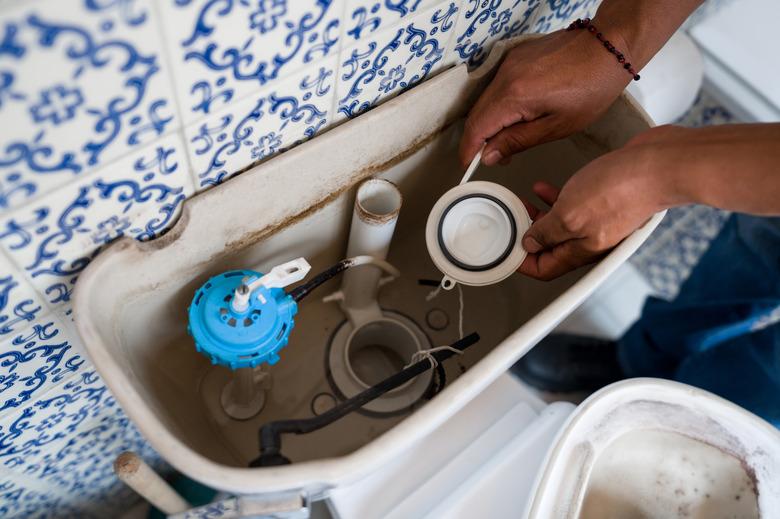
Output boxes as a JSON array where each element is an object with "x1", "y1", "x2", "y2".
[
  {"x1": 340, "y1": 179, "x2": 402, "y2": 327},
  {"x1": 114, "y1": 451, "x2": 190, "y2": 515}
]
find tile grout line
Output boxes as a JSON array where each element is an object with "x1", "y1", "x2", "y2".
[
  {"x1": 442, "y1": 0, "x2": 467, "y2": 68},
  {"x1": 0, "y1": 0, "x2": 189, "y2": 218},
  {"x1": 0, "y1": 348, "x2": 101, "y2": 426},
  {"x1": 147, "y1": 0, "x2": 199, "y2": 194},
  {"x1": 328, "y1": 0, "x2": 352, "y2": 124}
]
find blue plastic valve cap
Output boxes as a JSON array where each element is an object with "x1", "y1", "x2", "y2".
[{"x1": 187, "y1": 270, "x2": 298, "y2": 370}]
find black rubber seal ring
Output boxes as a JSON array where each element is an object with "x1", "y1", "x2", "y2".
[{"x1": 437, "y1": 193, "x2": 517, "y2": 272}]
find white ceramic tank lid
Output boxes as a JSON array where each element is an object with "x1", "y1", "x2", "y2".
[{"x1": 426, "y1": 180, "x2": 531, "y2": 288}]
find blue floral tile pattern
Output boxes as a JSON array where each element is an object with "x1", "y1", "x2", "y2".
[
  {"x1": 186, "y1": 57, "x2": 337, "y2": 188},
  {"x1": 0, "y1": 254, "x2": 46, "y2": 341},
  {"x1": 0, "y1": 368, "x2": 164, "y2": 518},
  {"x1": 336, "y1": 1, "x2": 459, "y2": 120},
  {"x1": 0, "y1": 134, "x2": 193, "y2": 307},
  {"x1": 158, "y1": 0, "x2": 345, "y2": 125},
  {"x1": 0, "y1": 0, "x2": 177, "y2": 212},
  {"x1": 0, "y1": 472, "x2": 80, "y2": 519},
  {"x1": 0, "y1": 314, "x2": 85, "y2": 416},
  {"x1": 450, "y1": 0, "x2": 539, "y2": 67},
  {"x1": 530, "y1": 0, "x2": 599, "y2": 33},
  {"x1": 344, "y1": 0, "x2": 441, "y2": 42}
]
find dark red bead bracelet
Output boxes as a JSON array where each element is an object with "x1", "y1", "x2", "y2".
[{"x1": 566, "y1": 18, "x2": 640, "y2": 81}]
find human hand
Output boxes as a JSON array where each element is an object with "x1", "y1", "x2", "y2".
[
  {"x1": 518, "y1": 126, "x2": 684, "y2": 281},
  {"x1": 459, "y1": 28, "x2": 631, "y2": 168}
]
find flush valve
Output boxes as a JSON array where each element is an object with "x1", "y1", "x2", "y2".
[{"x1": 187, "y1": 258, "x2": 311, "y2": 370}]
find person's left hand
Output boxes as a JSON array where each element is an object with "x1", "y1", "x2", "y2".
[{"x1": 518, "y1": 125, "x2": 682, "y2": 280}]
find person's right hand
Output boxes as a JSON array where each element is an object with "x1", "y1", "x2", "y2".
[{"x1": 459, "y1": 27, "x2": 633, "y2": 167}]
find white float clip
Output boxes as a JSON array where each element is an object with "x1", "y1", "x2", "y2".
[{"x1": 231, "y1": 258, "x2": 311, "y2": 312}]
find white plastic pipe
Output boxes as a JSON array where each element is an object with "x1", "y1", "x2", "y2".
[
  {"x1": 114, "y1": 451, "x2": 190, "y2": 515},
  {"x1": 221, "y1": 367, "x2": 266, "y2": 420},
  {"x1": 340, "y1": 179, "x2": 402, "y2": 327}
]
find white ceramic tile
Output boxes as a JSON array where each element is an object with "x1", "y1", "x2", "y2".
[
  {"x1": 0, "y1": 253, "x2": 47, "y2": 341},
  {"x1": 0, "y1": 369, "x2": 110, "y2": 476},
  {"x1": 157, "y1": 0, "x2": 346, "y2": 125},
  {"x1": 0, "y1": 0, "x2": 179, "y2": 213},
  {"x1": 0, "y1": 133, "x2": 194, "y2": 308},
  {"x1": 449, "y1": 0, "x2": 539, "y2": 67},
  {"x1": 0, "y1": 368, "x2": 161, "y2": 518},
  {"x1": 0, "y1": 470, "x2": 79, "y2": 519},
  {"x1": 529, "y1": 0, "x2": 599, "y2": 33},
  {"x1": 0, "y1": 312, "x2": 85, "y2": 418},
  {"x1": 335, "y1": 1, "x2": 460, "y2": 120},
  {"x1": 185, "y1": 56, "x2": 338, "y2": 188},
  {"x1": 343, "y1": 0, "x2": 442, "y2": 42}
]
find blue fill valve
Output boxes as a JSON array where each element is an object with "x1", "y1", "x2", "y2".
[{"x1": 187, "y1": 258, "x2": 311, "y2": 370}]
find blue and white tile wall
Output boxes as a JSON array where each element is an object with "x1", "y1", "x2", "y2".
[{"x1": 0, "y1": 0, "x2": 599, "y2": 515}]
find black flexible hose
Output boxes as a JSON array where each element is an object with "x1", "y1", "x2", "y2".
[
  {"x1": 249, "y1": 332, "x2": 481, "y2": 467},
  {"x1": 287, "y1": 258, "x2": 354, "y2": 302}
]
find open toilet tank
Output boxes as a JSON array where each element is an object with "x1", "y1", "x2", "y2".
[{"x1": 73, "y1": 38, "x2": 780, "y2": 517}]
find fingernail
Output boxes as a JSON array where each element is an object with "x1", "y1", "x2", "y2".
[
  {"x1": 523, "y1": 236, "x2": 542, "y2": 253},
  {"x1": 483, "y1": 150, "x2": 502, "y2": 165}
]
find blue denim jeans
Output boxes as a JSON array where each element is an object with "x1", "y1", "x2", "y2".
[{"x1": 618, "y1": 214, "x2": 780, "y2": 426}]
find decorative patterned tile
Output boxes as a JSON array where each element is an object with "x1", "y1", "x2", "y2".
[
  {"x1": 630, "y1": 205, "x2": 731, "y2": 300},
  {"x1": 0, "y1": 471, "x2": 80, "y2": 519},
  {"x1": 186, "y1": 57, "x2": 337, "y2": 188},
  {"x1": 0, "y1": 313, "x2": 85, "y2": 417},
  {"x1": 336, "y1": 1, "x2": 460, "y2": 120},
  {"x1": 0, "y1": 368, "x2": 163, "y2": 517},
  {"x1": 0, "y1": 0, "x2": 178, "y2": 213},
  {"x1": 0, "y1": 370, "x2": 110, "y2": 474},
  {"x1": 158, "y1": 0, "x2": 345, "y2": 125},
  {"x1": 675, "y1": 90, "x2": 736, "y2": 128},
  {"x1": 450, "y1": 0, "x2": 539, "y2": 67},
  {"x1": 343, "y1": 0, "x2": 441, "y2": 42},
  {"x1": 0, "y1": 254, "x2": 46, "y2": 341},
  {"x1": 0, "y1": 133, "x2": 193, "y2": 308},
  {"x1": 530, "y1": 0, "x2": 599, "y2": 33}
]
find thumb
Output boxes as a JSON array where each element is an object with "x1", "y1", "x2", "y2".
[
  {"x1": 482, "y1": 118, "x2": 554, "y2": 166},
  {"x1": 522, "y1": 209, "x2": 577, "y2": 254}
]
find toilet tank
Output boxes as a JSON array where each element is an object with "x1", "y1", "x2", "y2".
[{"x1": 73, "y1": 37, "x2": 662, "y2": 498}]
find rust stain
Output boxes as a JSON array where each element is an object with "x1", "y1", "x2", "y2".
[
  {"x1": 114, "y1": 451, "x2": 140, "y2": 476},
  {"x1": 138, "y1": 201, "x2": 191, "y2": 250},
  {"x1": 222, "y1": 125, "x2": 446, "y2": 255},
  {"x1": 355, "y1": 179, "x2": 402, "y2": 226}
]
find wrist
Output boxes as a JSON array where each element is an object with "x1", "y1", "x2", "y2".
[
  {"x1": 630, "y1": 127, "x2": 699, "y2": 210},
  {"x1": 591, "y1": 11, "x2": 644, "y2": 70},
  {"x1": 563, "y1": 27, "x2": 631, "y2": 93}
]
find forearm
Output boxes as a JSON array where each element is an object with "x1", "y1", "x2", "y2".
[
  {"x1": 659, "y1": 124, "x2": 780, "y2": 215},
  {"x1": 593, "y1": 0, "x2": 704, "y2": 72}
]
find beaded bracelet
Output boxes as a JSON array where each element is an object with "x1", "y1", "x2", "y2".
[{"x1": 566, "y1": 18, "x2": 640, "y2": 81}]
